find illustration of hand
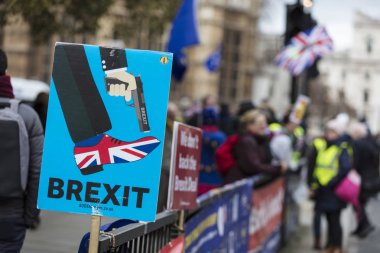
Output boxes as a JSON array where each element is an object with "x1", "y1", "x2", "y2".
[{"x1": 105, "y1": 70, "x2": 137, "y2": 101}]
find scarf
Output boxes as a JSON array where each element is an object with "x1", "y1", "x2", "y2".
[{"x1": 0, "y1": 75, "x2": 14, "y2": 98}]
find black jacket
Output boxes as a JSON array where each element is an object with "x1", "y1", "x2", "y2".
[
  {"x1": 353, "y1": 137, "x2": 379, "y2": 197},
  {"x1": 353, "y1": 137, "x2": 379, "y2": 179}
]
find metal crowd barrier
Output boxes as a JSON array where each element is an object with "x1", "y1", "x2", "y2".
[
  {"x1": 98, "y1": 211, "x2": 179, "y2": 253},
  {"x1": 96, "y1": 174, "x2": 298, "y2": 252},
  {"x1": 195, "y1": 174, "x2": 275, "y2": 210}
]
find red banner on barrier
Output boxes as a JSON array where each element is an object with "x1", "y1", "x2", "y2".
[
  {"x1": 249, "y1": 177, "x2": 285, "y2": 251},
  {"x1": 159, "y1": 235, "x2": 185, "y2": 253}
]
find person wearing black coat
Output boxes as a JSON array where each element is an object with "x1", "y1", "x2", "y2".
[{"x1": 350, "y1": 122, "x2": 377, "y2": 238}]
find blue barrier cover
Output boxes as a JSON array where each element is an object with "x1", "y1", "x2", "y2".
[{"x1": 185, "y1": 179, "x2": 253, "y2": 253}]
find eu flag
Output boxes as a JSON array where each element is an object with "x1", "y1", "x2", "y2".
[
  {"x1": 205, "y1": 44, "x2": 222, "y2": 72},
  {"x1": 167, "y1": 0, "x2": 200, "y2": 81}
]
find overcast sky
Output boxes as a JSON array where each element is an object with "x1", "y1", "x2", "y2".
[{"x1": 259, "y1": 0, "x2": 380, "y2": 51}]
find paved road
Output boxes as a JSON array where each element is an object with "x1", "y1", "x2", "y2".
[
  {"x1": 281, "y1": 198, "x2": 380, "y2": 253},
  {"x1": 22, "y1": 200, "x2": 380, "y2": 252},
  {"x1": 22, "y1": 211, "x2": 115, "y2": 253},
  {"x1": 346, "y1": 199, "x2": 380, "y2": 253}
]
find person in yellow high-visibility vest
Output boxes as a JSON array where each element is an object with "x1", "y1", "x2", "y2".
[{"x1": 307, "y1": 119, "x2": 352, "y2": 253}]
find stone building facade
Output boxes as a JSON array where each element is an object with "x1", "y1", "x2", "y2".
[
  {"x1": 174, "y1": 0, "x2": 262, "y2": 109},
  {"x1": 319, "y1": 11, "x2": 380, "y2": 132},
  {"x1": 252, "y1": 33, "x2": 291, "y2": 118}
]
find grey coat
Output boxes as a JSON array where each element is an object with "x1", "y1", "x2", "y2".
[{"x1": 0, "y1": 100, "x2": 44, "y2": 227}]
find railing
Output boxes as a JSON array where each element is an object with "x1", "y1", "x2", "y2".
[
  {"x1": 96, "y1": 174, "x2": 298, "y2": 252},
  {"x1": 98, "y1": 211, "x2": 179, "y2": 253},
  {"x1": 195, "y1": 174, "x2": 275, "y2": 211}
]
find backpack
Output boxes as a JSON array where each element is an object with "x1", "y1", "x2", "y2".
[
  {"x1": 215, "y1": 134, "x2": 239, "y2": 177},
  {"x1": 0, "y1": 99, "x2": 29, "y2": 198}
]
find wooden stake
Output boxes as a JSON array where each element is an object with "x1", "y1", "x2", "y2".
[
  {"x1": 178, "y1": 210, "x2": 185, "y2": 231},
  {"x1": 88, "y1": 215, "x2": 101, "y2": 253}
]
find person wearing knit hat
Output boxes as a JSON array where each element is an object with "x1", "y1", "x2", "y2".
[
  {"x1": 0, "y1": 49, "x2": 44, "y2": 251},
  {"x1": 307, "y1": 119, "x2": 353, "y2": 253}
]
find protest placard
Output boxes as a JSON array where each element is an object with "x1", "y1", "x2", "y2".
[
  {"x1": 167, "y1": 122, "x2": 202, "y2": 210},
  {"x1": 290, "y1": 95, "x2": 310, "y2": 124},
  {"x1": 37, "y1": 43, "x2": 172, "y2": 222}
]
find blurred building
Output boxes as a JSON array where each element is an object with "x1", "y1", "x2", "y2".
[
  {"x1": 1, "y1": 0, "x2": 128, "y2": 83},
  {"x1": 2, "y1": 0, "x2": 262, "y2": 111},
  {"x1": 320, "y1": 11, "x2": 380, "y2": 132},
  {"x1": 252, "y1": 33, "x2": 291, "y2": 119},
  {"x1": 2, "y1": 15, "x2": 53, "y2": 82},
  {"x1": 173, "y1": 0, "x2": 262, "y2": 110}
]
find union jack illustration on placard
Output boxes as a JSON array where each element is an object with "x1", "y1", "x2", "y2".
[
  {"x1": 274, "y1": 25, "x2": 333, "y2": 76},
  {"x1": 74, "y1": 134, "x2": 160, "y2": 174}
]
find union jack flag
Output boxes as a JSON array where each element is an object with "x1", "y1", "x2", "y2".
[
  {"x1": 74, "y1": 134, "x2": 160, "y2": 169},
  {"x1": 274, "y1": 26, "x2": 333, "y2": 76}
]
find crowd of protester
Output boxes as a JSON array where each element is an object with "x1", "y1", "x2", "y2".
[
  {"x1": 1, "y1": 40, "x2": 380, "y2": 252},
  {"x1": 159, "y1": 94, "x2": 380, "y2": 253},
  {"x1": 179, "y1": 95, "x2": 298, "y2": 189}
]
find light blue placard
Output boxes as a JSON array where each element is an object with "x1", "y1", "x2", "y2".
[{"x1": 37, "y1": 43, "x2": 172, "y2": 221}]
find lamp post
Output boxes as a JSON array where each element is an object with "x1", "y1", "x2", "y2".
[{"x1": 284, "y1": 0, "x2": 316, "y2": 103}]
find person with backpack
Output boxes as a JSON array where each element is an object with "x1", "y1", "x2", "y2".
[
  {"x1": 0, "y1": 49, "x2": 44, "y2": 252},
  {"x1": 224, "y1": 109, "x2": 287, "y2": 184}
]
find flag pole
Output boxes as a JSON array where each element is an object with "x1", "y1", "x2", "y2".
[{"x1": 88, "y1": 215, "x2": 101, "y2": 253}]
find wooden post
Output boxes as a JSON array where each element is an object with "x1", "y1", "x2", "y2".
[
  {"x1": 178, "y1": 210, "x2": 185, "y2": 232},
  {"x1": 88, "y1": 215, "x2": 101, "y2": 253},
  {"x1": 178, "y1": 210, "x2": 185, "y2": 253}
]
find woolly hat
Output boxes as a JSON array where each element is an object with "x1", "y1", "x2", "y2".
[
  {"x1": 326, "y1": 119, "x2": 345, "y2": 135},
  {"x1": 335, "y1": 113, "x2": 350, "y2": 132},
  {"x1": 202, "y1": 107, "x2": 219, "y2": 126}
]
